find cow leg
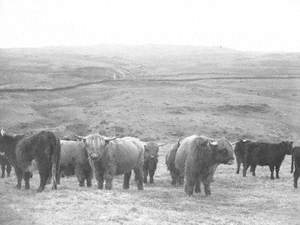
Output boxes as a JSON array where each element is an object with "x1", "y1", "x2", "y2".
[
  {"x1": 243, "y1": 163, "x2": 249, "y2": 177},
  {"x1": 170, "y1": 170, "x2": 177, "y2": 185},
  {"x1": 275, "y1": 165, "x2": 281, "y2": 179},
  {"x1": 37, "y1": 162, "x2": 50, "y2": 192},
  {"x1": 134, "y1": 167, "x2": 144, "y2": 190},
  {"x1": 251, "y1": 165, "x2": 256, "y2": 176},
  {"x1": 194, "y1": 176, "x2": 201, "y2": 194},
  {"x1": 203, "y1": 182, "x2": 211, "y2": 196},
  {"x1": 178, "y1": 174, "x2": 184, "y2": 186},
  {"x1": 104, "y1": 165, "x2": 115, "y2": 190},
  {"x1": 184, "y1": 168, "x2": 197, "y2": 196},
  {"x1": 236, "y1": 159, "x2": 241, "y2": 174},
  {"x1": 15, "y1": 168, "x2": 23, "y2": 189},
  {"x1": 294, "y1": 169, "x2": 299, "y2": 188},
  {"x1": 6, "y1": 163, "x2": 11, "y2": 177},
  {"x1": 85, "y1": 169, "x2": 93, "y2": 187},
  {"x1": 149, "y1": 169, "x2": 155, "y2": 184},
  {"x1": 184, "y1": 178, "x2": 195, "y2": 196},
  {"x1": 123, "y1": 171, "x2": 132, "y2": 189},
  {"x1": 24, "y1": 172, "x2": 31, "y2": 190},
  {"x1": 143, "y1": 167, "x2": 148, "y2": 184},
  {"x1": 269, "y1": 165, "x2": 275, "y2": 180},
  {"x1": 104, "y1": 173, "x2": 114, "y2": 190},
  {"x1": 1, "y1": 164, "x2": 5, "y2": 178},
  {"x1": 75, "y1": 165, "x2": 85, "y2": 187}
]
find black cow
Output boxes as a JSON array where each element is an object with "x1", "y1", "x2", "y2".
[
  {"x1": 0, "y1": 129, "x2": 61, "y2": 192},
  {"x1": 291, "y1": 147, "x2": 300, "y2": 188},
  {"x1": 0, "y1": 129, "x2": 26, "y2": 180},
  {"x1": 234, "y1": 139, "x2": 251, "y2": 174},
  {"x1": 0, "y1": 153, "x2": 12, "y2": 178},
  {"x1": 243, "y1": 141, "x2": 293, "y2": 179}
]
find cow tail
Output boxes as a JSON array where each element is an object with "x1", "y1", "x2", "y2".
[
  {"x1": 291, "y1": 148, "x2": 294, "y2": 173},
  {"x1": 51, "y1": 136, "x2": 61, "y2": 189}
]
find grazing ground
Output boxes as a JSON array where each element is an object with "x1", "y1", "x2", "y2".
[{"x1": 0, "y1": 45, "x2": 300, "y2": 225}]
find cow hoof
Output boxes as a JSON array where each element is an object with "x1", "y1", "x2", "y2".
[
  {"x1": 123, "y1": 185, "x2": 129, "y2": 190},
  {"x1": 16, "y1": 185, "x2": 21, "y2": 189}
]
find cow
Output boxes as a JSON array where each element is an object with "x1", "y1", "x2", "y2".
[
  {"x1": 143, "y1": 142, "x2": 160, "y2": 184},
  {"x1": 243, "y1": 141, "x2": 293, "y2": 179},
  {"x1": 0, "y1": 129, "x2": 27, "y2": 182},
  {"x1": 291, "y1": 146, "x2": 300, "y2": 188},
  {"x1": 60, "y1": 140, "x2": 93, "y2": 187},
  {"x1": 234, "y1": 139, "x2": 252, "y2": 174},
  {"x1": 14, "y1": 131, "x2": 61, "y2": 192},
  {"x1": 165, "y1": 138, "x2": 183, "y2": 185},
  {"x1": 0, "y1": 153, "x2": 12, "y2": 178},
  {"x1": 175, "y1": 135, "x2": 234, "y2": 196},
  {"x1": 76, "y1": 134, "x2": 144, "y2": 190}
]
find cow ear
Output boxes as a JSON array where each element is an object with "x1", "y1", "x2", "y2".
[{"x1": 0, "y1": 129, "x2": 6, "y2": 136}]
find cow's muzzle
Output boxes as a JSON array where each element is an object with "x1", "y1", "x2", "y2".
[
  {"x1": 89, "y1": 153, "x2": 99, "y2": 160},
  {"x1": 227, "y1": 158, "x2": 234, "y2": 165}
]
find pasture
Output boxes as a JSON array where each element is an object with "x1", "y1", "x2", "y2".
[{"x1": 0, "y1": 45, "x2": 300, "y2": 224}]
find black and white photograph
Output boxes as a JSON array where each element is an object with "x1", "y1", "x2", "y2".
[{"x1": 0, "y1": 0, "x2": 299, "y2": 224}]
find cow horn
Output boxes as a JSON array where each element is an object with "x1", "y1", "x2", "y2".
[
  {"x1": 104, "y1": 137, "x2": 117, "y2": 142},
  {"x1": 0, "y1": 129, "x2": 5, "y2": 136},
  {"x1": 209, "y1": 140, "x2": 218, "y2": 146},
  {"x1": 74, "y1": 135, "x2": 86, "y2": 140},
  {"x1": 158, "y1": 143, "x2": 167, "y2": 147}
]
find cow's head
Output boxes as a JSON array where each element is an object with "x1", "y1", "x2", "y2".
[
  {"x1": 211, "y1": 138, "x2": 234, "y2": 165},
  {"x1": 144, "y1": 142, "x2": 159, "y2": 161},
  {"x1": 280, "y1": 141, "x2": 293, "y2": 155},
  {"x1": 76, "y1": 134, "x2": 116, "y2": 160}
]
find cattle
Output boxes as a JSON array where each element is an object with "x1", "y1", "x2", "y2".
[
  {"x1": 14, "y1": 131, "x2": 61, "y2": 192},
  {"x1": 0, "y1": 129, "x2": 27, "y2": 182},
  {"x1": 76, "y1": 134, "x2": 144, "y2": 190},
  {"x1": 175, "y1": 135, "x2": 234, "y2": 196},
  {"x1": 165, "y1": 139, "x2": 183, "y2": 185},
  {"x1": 291, "y1": 146, "x2": 300, "y2": 188},
  {"x1": 60, "y1": 140, "x2": 93, "y2": 187},
  {"x1": 234, "y1": 139, "x2": 252, "y2": 174},
  {"x1": 243, "y1": 141, "x2": 293, "y2": 179},
  {"x1": 0, "y1": 153, "x2": 11, "y2": 178},
  {"x1": 143, "y1": 142, "x2": 160, "y2": 184}
]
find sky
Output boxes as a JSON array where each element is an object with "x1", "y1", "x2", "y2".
[{"x1": 0, "y1": 0, "x2": 299, "y2": 52}]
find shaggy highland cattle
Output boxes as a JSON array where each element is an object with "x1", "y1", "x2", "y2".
[
  {"x1": 60, "y1": 140, "x2": 93, "y2": 187},
  {"x1": 175, "y1": 135, "x2": 234, "y2": 196},
  {"x1": 15, "y1": 131, "x2": 61, "y2": 192},
  {"x1": 165, "y1": 138, "x2": 183, "y2": 185},
  {"x1": 143, "y1": 142, "x2": 159, "y2": 184},
  {"x1": 291, "y1": 146, "x2": 300, "y2": 188},
  {"x1": 243, "y1": 141, "x2": 293, "y2": 179},
  {"x1": 77, "y1": 134, "x2": 144, "y2": 190}
]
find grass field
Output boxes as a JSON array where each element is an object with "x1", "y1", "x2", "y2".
[{"x1": 0, "y1": 45, "x2": 299, "y2": 225}]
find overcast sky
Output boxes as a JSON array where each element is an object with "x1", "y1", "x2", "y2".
[{"x1": 0, "y1": 0, "x2": 299, "y2": 52}]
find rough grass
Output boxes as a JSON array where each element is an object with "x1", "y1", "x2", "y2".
[{"x1": 0, "y1": 149, "x2": 299, "y2": 225}]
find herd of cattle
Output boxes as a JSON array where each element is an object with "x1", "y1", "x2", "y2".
[{"x1": 0, "y1": 128, "x2": 299, "y2": 196}]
